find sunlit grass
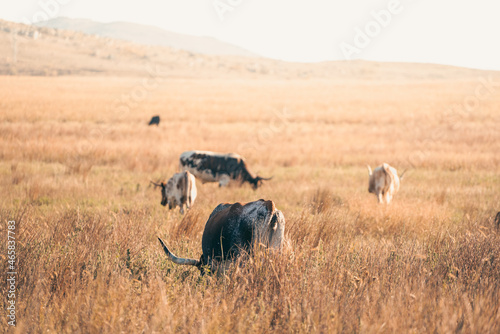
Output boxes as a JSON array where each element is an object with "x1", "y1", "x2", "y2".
[{"x1": 0, "y1": 75, "x2": 499, "y2": 333}]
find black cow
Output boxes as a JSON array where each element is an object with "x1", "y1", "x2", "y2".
[
  {"x1": 158, "y1": 199, "x2": 286, "y2": 274},
  {"x1": 179, "y1": 150, "x2": 272, "y2": 190},
  {"x1": 148, "y1": 115, "x2": 160, "y2": 126}
]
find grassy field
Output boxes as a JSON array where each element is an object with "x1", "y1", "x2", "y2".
[{"x1": 0, "y1": 74, "x2": 499, "y2": 333}]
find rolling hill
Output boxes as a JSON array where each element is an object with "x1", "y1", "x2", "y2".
[
  {"x1": 0, "y1": 19, "x2": 497, "y2": 81},
  {"x1": 35, "y1": 17, "x2": 259, "y2": 58}
]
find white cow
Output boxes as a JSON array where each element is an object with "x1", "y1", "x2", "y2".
[
  {"x1": 151, "y1": 171, "x2": 197, "y2": 214},
  {"x1": 367, "y1": 163, "x2": 405, "y2": 204}
]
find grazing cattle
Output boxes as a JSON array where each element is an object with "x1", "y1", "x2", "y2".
[
  {"x1": 151, "y1": 171, "x2": 197, "y2": 214},
  {"x1": 179, "y1": 150, "x2": 272, "y2": 190},
  {"x1": 367, "y1": 163, "x2": 406, "y2": 204},
  {"x1": 148, "y1": 115, "x2": 160, "y2": 126},
  {"x1": 158, "y1": 199, "x2": 286, "y2": 274}
]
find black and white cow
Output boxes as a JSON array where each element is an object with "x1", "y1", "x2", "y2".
[
  {"x1": 158, "y1": 199, "x2": 286, "y2": 274},
  {"x1": 179, "y1": 150, "x2": 271, "y2": 190},
  {"x1": 151, "y1": 171, "x2": 197, "y2": 214}
]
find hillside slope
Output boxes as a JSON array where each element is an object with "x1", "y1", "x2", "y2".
[
  {"x1": 35, "y1": 17, "x2": 259, "y2": 57},
  {"x1": 0, "y1": 19, "x2": 497, "y2": 81}
]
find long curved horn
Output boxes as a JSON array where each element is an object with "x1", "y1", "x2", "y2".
[
  {"x1": 367, "y1": 165, "x2": 372, "y2": 176},
  {"x1": 158, "y1": 238, "x2": 200, "y2": 267},
  {"x1": 257, "y1": 176, "x2": 273, "y2": 181},
  {"x1": 399, "y1": 169, "x2": 408, "y2": 181}
]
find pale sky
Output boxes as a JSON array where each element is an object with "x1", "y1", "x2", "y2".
[{"x1": 1, "y1": 0, "x2": 499, "y2": 70}]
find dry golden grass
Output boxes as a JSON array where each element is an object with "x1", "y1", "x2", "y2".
[{"x1": 0, "y1": 73, "x2": 499, "y2": 333}]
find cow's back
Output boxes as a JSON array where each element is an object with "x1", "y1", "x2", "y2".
[{"x1": 201, "y1": 203, "x2": 252, "y2": 265}]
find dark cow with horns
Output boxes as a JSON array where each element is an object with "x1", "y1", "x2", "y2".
[
  {"x1": 158, "y1": 199, "x2": 286, "y2": 274},
  {"x1": 179, "y1": 150, "x2": 272, "y2": 190}
]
